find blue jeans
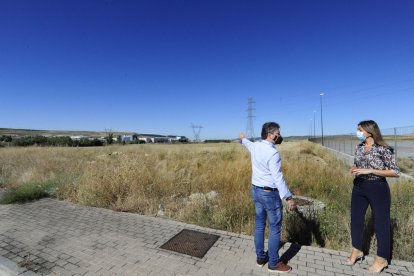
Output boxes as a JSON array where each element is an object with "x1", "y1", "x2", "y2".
[{"x1": 252, "y1": 185, "x2": 283, "y2": 269}]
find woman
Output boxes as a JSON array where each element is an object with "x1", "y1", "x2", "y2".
[{"x1": 346, "y1": 120, "x2": 400, "y2": 273}]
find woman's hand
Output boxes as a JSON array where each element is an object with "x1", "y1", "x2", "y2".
[{"x1": 350, "y1": 168, "x2": 372, "y2": 176}]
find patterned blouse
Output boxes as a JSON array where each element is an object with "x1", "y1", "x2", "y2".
[{"x1": 354, "y1": 142, "x2": 401, "y2": 181}]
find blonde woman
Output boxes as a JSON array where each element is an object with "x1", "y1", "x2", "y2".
[{"x1": 346, "y1": 120, "x2": 400, "y2": 273}]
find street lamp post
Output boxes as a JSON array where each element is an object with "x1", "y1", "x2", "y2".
[
  {"x1": 309, "y1": 119, "x2": 313, "y2": 139},
  {"x1": 320, "y1": 93, "x2": 324, "y2": 146},
  {"x1": 313, "y1": 110, "x2": 316, "y2": 138}
]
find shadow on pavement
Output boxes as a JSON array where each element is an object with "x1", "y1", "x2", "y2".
[{"x1": 279, "y1": 242, "x2": 301, "y2": 264}]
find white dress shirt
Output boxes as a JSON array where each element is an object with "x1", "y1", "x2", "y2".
[{"x1": 242, "y1": 138, "x2": 292, "y2": 199}]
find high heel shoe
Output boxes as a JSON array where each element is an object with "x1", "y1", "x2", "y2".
[
  {"x1": 368, "y1": 259, "x2": 388, "y2": 273},
  {"x1": 345, "y1": 254, "x2": 364, "y2": 266}
]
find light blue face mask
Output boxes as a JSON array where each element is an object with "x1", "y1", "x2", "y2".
[{"x1": 356, "y1": 131, "x2": 366, "y2": 142}]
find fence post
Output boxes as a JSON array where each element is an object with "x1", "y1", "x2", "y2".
[
  {"x1": 394, "y1": 127, "x2": 398, "y2": 158},
  {"x1": 343, "y1": 139, "x2": 345, "y2": 154}
]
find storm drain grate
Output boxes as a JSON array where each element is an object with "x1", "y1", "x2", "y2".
[{"x1": 160, "y1": 229, "x2": 220, "y2": 258}]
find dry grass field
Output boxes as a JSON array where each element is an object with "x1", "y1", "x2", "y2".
[{"x1": 1, "y1": 141, "x2": 413, "y2": 261}]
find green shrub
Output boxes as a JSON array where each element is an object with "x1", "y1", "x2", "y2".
[
  {"x1": 0, "y1": 135, "x2": 12, "y2": 142},
  {"x1": 73, "y1": 138, "x2": 103, "y2": 147},
  {"x1": 0, "y1": 181, "x2": 58, "y2": 204},
  {"x1": 12, "y1": 136, "x2": 48, "y2": 146}
]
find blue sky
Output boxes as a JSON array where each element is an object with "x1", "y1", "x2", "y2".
[{"x1": 1, "y1": 0, "x2": 414, "y2": 139}]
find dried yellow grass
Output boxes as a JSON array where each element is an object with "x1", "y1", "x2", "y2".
[{"x1": 1, "y1": 141, "x2": 413, "y2": 260}]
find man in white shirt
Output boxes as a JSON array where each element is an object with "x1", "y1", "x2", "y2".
[{"x1": 240, "y1": 122, "x2": 296, "y2": 273}]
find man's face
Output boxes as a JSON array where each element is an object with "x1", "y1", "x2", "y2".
[
  {"x1": 275, "y1": 135, "x2": 283, "y2": 144},
  {"x1": 270, "y1": 130, "x2": 281, "y2": 144}
]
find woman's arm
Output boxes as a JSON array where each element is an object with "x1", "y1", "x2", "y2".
[
  {"x1": 351, "y1": 168, "x2": 399, "y2": 177},
  {"x1": 381, "y1": 147, "x2": 401, "y2": 177}
]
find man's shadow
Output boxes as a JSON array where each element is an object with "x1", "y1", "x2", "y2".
[
  {"x1": 278, "y1": 209, "x2": 326, "y2": 263},
  {"x1": 279, "y1": 242, "x2": 302, "y2": 264},
  {"x1": 284, "y1": 209, "x2": 325, "y2": 247}
]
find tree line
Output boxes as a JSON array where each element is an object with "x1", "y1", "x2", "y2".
[
  {"x1": 0, "y1": 135, "x2": 103, "y2": 147},
  {"x1": 0, "y1": 134, "x2": 189, "y2": 147}
]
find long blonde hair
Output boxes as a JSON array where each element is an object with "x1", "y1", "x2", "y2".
[{"x1": 358, "y1": 120, "x2": 392, "y2": 151}]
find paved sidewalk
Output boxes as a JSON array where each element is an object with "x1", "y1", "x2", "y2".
[{"x1": 0, "y1": 199, "x2": 413, "y2": 276}]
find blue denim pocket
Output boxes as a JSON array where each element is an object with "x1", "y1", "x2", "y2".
[{"x1": 260, "y1": 190, "x2": 280, "y2": 211}]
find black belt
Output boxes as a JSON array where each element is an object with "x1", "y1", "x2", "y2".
[{"x1": 253, "y1": 185, "x2": 278, "y2": 192}]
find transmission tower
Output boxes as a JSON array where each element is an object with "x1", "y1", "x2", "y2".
[
  {"x1": 246, "y1": 97, "x2": 256, "y2": 141},
  {"x1": 191, "y1": 123, "x2": 203, "y2": 142}
]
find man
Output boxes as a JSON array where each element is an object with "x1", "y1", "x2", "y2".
[{"x1": 240, "y1": 122, "x2": 296, "y2": 273}]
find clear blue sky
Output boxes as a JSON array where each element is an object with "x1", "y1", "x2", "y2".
[{"x1": 1, "y1": 0, "x2": 414, "y2": 139}]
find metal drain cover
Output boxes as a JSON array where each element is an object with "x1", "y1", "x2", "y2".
[{"x1": 160, "y1": 229, "x2": 219, "y2": 258}]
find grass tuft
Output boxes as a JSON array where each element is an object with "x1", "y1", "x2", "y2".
[{"x1": 0, "y1": 180, "x2": 58, "y2": 204}]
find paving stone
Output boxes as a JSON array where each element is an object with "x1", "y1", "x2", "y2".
[
  {"x1": 1, "y1": 198, "x2": 413, "y2": 276},
  {"x1": 307, "y1": 262, "x2": 325, "y2": 270}
]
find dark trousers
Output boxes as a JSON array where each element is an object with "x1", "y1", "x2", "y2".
[{"x1": 351, "y1": 178, "x2": 391, "y2": 260}]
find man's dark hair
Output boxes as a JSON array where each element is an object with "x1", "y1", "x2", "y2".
[{"x1": 261, "y1": 122, "x2": 280, "y2": 139}]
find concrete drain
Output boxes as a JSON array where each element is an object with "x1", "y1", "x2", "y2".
[
  {"x1": 291, "y1": 195, "x2": 326, "y2": 219},
  {"x1": 160, "y1": 229, "x2": 219, "y2": 258}
]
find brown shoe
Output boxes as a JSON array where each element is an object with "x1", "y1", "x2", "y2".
[{"x1": 268, "y1": 262, "x2": 292, "y2": 273}]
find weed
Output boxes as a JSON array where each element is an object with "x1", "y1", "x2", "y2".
[
  {"x1": 0, "y1": 180, "x2": 58, "y2": 204},
  {"x1": 0, "y1": 142, "x2": 413, "y2": 261}
]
